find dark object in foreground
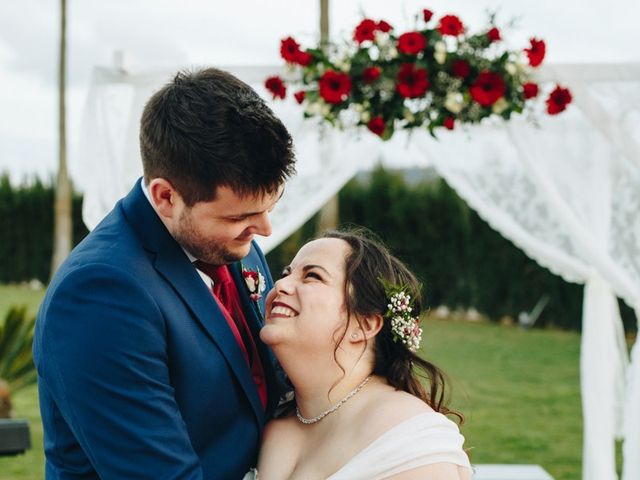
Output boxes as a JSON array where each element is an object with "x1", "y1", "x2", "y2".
[{"x1": 0, "y1": 419, "x2": 31, "y2": 456}]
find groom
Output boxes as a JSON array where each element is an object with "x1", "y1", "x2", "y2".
[{"x1": 33, "y1": 68, "x2": 295, "y2": 479}]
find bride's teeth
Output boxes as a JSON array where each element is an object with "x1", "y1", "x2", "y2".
[{"x1": 272, "y1": 305, "x2": 296, "y2": 317}]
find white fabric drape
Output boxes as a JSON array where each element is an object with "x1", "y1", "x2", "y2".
[{"x1": 75, "y1": 63, "x2": 639, "y2": 479}]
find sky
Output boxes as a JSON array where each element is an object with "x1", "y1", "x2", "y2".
[{"x1": 1, "y1": 0, "x2": 638, "y2": 183}]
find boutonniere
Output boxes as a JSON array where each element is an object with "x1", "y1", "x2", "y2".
[{"x1": 241, "y1": 265, "x2": 266, "y2": 303}]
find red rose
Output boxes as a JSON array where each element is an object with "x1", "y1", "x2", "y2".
[
  {"x1": 242, "y1": 270, "x2": 258, "y2": 281},
  {"x1": 397, "y1": 32, "x2": 426, "y2": 55},
  {"x1": 265, "y1": 76, "x2": 286, "y2": 100},
  {"x1": 546, "y1": 85, "x2": 572, "y2": 115},
  {"x1": 522, "y1": 82, "x2": 539, "y2": 99},
  {"x1": 438, "y1": 15, "x2": 464, "y2": 36},
  {"x1": 354, "y1": 19, "x2": 377, "y2": 43},
  {"x1": 443, "y1": 117, "x2": 455, "y2": 130},
  {"x1": 469, "y1": 71, "x2": 506, "y2": 106},
  {"x1": 362, "y1": 66, "x2": 381, "y2": 83},
  {"x1": 280, "y1": 37, "x2": 301, "y2": 63},
  {"x1": 367, "y1": 116, "x2": 386, "y2": 136},
  {"x1": 396, "y1": 63, "x2": 429, "y2": 98},
  {"x1": 423, "y1": 9, "x2": 434, "y2": 22},
  {"x1": 377, "y1": 20, "x2": 393, "y2": 33},
  {"x1": 525, "y1": 38, "x2": 546, "y2": 67},
  {"x1": 294, "y1": 90, "x2": 306, "y2": 104},
  {"x1": 295, "y1": 50, "x2": 313, "y2": 66},
  {"x1": 319, "y1": 70, "x2": 352, "y2": 104},
  {"x1": 451, "y1": 59, "x2": 470, "y2": 78},
  {"x1": 487, "y1": 27, "x2": 501, "y2": 42}
]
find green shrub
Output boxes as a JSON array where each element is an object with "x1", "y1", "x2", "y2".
[{"x1": 0, "y1": 306, "x2": 36, "y2": 418}]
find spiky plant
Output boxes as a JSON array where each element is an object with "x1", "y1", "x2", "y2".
[{"x1": 0, "y1": 306, "x2": 37, "y2": 418}]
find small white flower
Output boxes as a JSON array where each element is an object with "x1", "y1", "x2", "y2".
[
  {"x1": 435, "y1": 41, "x2": 447, "y2": 53},
  {"x1": 360, "y1": 111, "x2": 371, "y2": 123}
]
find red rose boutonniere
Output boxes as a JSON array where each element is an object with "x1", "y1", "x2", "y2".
[{"x1": 242, "y1": 266, "x2": 266, "y2": 303}]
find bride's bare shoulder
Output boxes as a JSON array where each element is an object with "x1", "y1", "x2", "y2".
[
  {"x1": 261, "y1": 414, "x2": 301, "y2": 447},
  {"x1": 357, "y1": 383, "x2": 438, "y2": 433},
  {"x1": 258, "y1": 415, "x2": 301, "y2": 476}
]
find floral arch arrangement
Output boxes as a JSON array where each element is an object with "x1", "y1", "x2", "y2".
[{"x1": 265, "y1": 8, "x2": 573, "y2": 139}]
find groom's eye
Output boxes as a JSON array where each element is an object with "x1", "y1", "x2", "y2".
[{"x1": 228, "y1": 215, "x2": 249, "y2": 222}]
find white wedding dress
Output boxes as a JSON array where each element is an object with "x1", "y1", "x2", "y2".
[{"x1": 244, "y1": 411, "x2": 471, "y2": 479}]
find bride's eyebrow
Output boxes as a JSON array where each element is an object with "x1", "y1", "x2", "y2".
[{"x1": 302, "y1": 264, "x2": 331, "y2": 277}]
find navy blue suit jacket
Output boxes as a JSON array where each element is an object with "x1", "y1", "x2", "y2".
[{"x1": 33, "y1": 182, "x2": 283, "y2": 479}]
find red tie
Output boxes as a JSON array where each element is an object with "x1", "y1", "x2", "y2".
[{"x1": 194, "y1": 261, "x2": 267, "y2": 409}]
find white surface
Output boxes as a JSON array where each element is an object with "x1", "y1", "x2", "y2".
[{"x1": 473, "y1": 464, "x2": 554, "y2": 480}]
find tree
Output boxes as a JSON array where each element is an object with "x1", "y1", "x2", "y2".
[
  {"x1": 51, "y1": 0, "x2": 72, "y2": 277},
  {"x1": 316, "y1": 0, "x2": 339, "y2": 232}
]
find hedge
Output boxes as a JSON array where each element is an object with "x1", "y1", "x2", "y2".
[
  {"x1": 267, "y1": 167, "x2": 636, "y2": 332},
  {"x1": 1, "y1": 171, "x2": 635, "y2": 332},
  {"x1": 0, "y1": 174, "x2": 88, "y2": 283}
]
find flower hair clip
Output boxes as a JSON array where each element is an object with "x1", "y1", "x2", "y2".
[{"x1": 383, "y1": 286, "x2": 423, "y2": 352}]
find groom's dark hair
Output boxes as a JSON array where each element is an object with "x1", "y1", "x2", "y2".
[{"x1": 140, "y1": 67, "x2": 296, "y2": 205}]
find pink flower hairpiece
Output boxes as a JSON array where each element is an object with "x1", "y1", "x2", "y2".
[{"x1": 384, "y1": 288, "x2": 423, "y2": 352}]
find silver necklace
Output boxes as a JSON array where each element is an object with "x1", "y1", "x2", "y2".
[{"x1": 295, "y1": 376, "x2": 372, "y2": 425}]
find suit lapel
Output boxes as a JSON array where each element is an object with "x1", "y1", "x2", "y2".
[
  {"x1": 230, "y1": 263, "x2": 281, "y2": 412},
  {"x1": 122, "y1": 181, "x2": 265, "y2": 426}
]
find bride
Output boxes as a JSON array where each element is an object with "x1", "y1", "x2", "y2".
[{"x1": 249, "y1": 229, "x2": 471, "y2": 479}]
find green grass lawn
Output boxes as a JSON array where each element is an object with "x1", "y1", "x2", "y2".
[
  {"x1": 0, "y1": 285, "x2": 584, "y2": 479},
  {"x1": 424, "y1": 316, "x2": 582, "y2": 480}
]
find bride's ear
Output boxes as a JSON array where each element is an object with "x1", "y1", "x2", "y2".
[{"x1": 349, "y1": 314, "x2": 383, "y2": 344}]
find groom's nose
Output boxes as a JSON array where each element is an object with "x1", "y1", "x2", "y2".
[{"x1": 250, "y1": 211, "x2": 273, "y2": 237}]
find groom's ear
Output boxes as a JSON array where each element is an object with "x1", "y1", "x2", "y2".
[
  {"x1": 349, "y1": 314, "x2": 383, "y2": 343},
  {"x1": 149, "y1": 178, "x2": 182, "y2": 219}
]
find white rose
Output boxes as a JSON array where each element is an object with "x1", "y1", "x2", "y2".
[
  {"x1": 444, "y1": 92, "x2": 464, "y2": 114},
  {"x1": 434, "y1": 50, "x2": 447, "y2": 64},
  {"x1": 306, "y1": 101, "x2": 323, "y2": 116},
  {"x1": 492, "y1": 97, "x2": 509, "y2": 114},
  {"x1": 403, "y1": 109, "x2": 415, "y2": 122},
  {"x1": 336, "y1": 59, "x2": 351, "y2": 72}
]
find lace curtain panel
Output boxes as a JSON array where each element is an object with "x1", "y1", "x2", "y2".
[{"x1": 76, "y1": 64, "x2": 639, "y2": 480}]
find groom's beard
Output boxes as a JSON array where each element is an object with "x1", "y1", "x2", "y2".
[{"x1": 171, "y1": 210, "x2": 243, "y2": 265}]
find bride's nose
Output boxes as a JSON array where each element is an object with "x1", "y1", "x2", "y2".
[{"x1": 273, "y1": 275, "x2": 294, "y2": 295}]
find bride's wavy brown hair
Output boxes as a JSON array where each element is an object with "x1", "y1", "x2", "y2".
[{"x1": 323, "y1": 228, "x2": 463, "y2": 423}]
